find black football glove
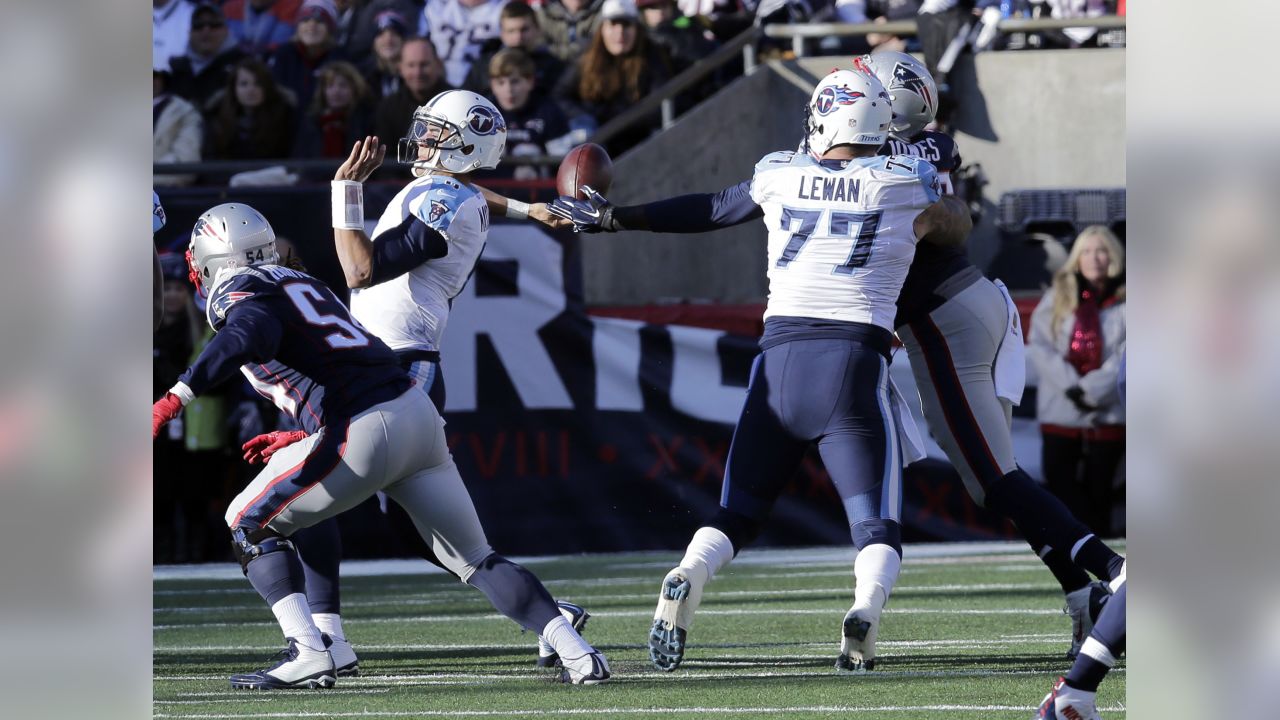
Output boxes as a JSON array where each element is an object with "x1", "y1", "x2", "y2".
[
  {"x1": 547, "y1": 184, "x2": 619, "y2": 233},
  {"x1": 1065, "y1": 386, "x2": 1097, "y2": 413}
]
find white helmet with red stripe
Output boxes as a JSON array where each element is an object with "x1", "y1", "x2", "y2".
[{"x1": 186, "y1": 203, "x2": 279, "y2": 294}]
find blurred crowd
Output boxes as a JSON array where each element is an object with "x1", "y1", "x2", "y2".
[{"x1": 154, "y1": 0, "x2": 1124, "y2": 184}]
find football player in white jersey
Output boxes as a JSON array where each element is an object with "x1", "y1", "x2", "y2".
[
  {"x1": 551, "y1": 69, "x2": 972, "y2": 673},
  {"x1": 320, "y1": 91, "x2": 600, "y2": 681},
  {"x1": 421, "y1": 0, "x2": 507, "y2": 87}
]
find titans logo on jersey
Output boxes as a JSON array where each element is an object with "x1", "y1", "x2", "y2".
[{"x1": 186, "y1": 266, "x2": 410, "y2": 432}]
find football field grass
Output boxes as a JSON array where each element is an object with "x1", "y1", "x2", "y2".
[{"x1": 154, "y1": 541, "x2": 1125, "y2": 719}]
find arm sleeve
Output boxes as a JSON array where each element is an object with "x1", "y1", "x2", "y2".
[
  {"x1": 368, "y1": 214, "x2": 450, "y2": 285},
  {"x1": 178, "y1": 301, "x2": 284, "y2": 397},
  {"x1": 1026, "y1": 293, "x2": 1081, "y2": 391},
  {"x1": 615, "y1": 180, "x2": 762, "y2": 234}
]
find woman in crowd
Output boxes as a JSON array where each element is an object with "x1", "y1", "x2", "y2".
[
  {"x1": 293, "y1": 61, "x2": 373, "y2": 158},
  {"x1": 553, "y1": 0, "x2": 670, "y2": 156},
  {"x1": 204, "y1": 58, "x2": 296, "y2": 160},
  {"x1": 1029, "y1": 225, "x2": 1127, "y2": 536},
  {"x1": 268, "y1": 0, "x2": 347, "y2": 113}
]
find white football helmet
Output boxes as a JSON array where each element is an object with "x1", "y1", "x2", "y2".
[
  {"x1": 397, "y1": 90, "x2": 507, "y2": 176},
  {"x1": 803, "y1": 69, "x2": 893, "y2": 157},
  {"x1": 853, "y1": 52, "x2": 938, "y2": 139},
  {"x1": 186, "y1": 203, "x2": 278, "y2": 294}
]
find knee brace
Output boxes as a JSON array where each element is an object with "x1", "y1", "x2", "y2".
[
  {"x1": 851, "y1": 518, "x2": 901, "y2": 554},
  {"x1": 229, "y1": 526, "x2": 295, "y2": 575},
  {"x1": 707, "y1": 507, "x2": 761, "y2": 555}
]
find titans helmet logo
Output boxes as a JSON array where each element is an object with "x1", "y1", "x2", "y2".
[
  {"x1": 891, "y1": 62, "x2": 936, "y2": 113},
  {"x1": 467, "y1": 105, "x2": 504, "y2": 136},
  {"x1": 815, "y1": 86, "x2": 865, "y2": 116}
]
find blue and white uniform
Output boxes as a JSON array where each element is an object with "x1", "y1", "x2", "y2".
[
  {"x1": 349, "y1": 174, "x2": 490, "y2": 409},
  {"x1": 620, "y1": 151, "x2": 938, "y2": 550}
]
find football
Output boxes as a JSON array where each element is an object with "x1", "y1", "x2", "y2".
[{"x1": 556, "y1": 143, "x2": 613, "y2": 200}]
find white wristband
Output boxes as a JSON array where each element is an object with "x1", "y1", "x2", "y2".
[
  {"x1": 504, "y1": 199, "x2": 530, "y2": 220},
  {"x1": 169, "y1": 381, "x2": 194, "y2": 406},
  {"x1": 331, "y1": 180, "x2": 364, "y2": 229}
]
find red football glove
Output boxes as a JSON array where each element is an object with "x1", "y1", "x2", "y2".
[
  {"x1": 242, "y1": 430, "x2": 307, "y2": 465},
  {"x1": 152, "y1": 392, "x2": 184, "y2": 439}
]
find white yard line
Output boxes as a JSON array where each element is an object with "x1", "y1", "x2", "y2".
[
  {"x1": 155, "y1": 606, "x2": 1063, "y2": 630},
  {"x1": 156, "y1": 634, "x2": 1065, "y2": 654},
  {"x1": 155, "y1": 583, "x2": 1059, "y2": 615},
  {"x1": 152, "y1": 703, "x2": 1126, "y2": 718},
  {"x1": 156, "y1": 541, "x2": 1114, "y2": 582}
]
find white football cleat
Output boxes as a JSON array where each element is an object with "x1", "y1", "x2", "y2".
[
  {"x1": 229, "y1": 637, "x2": 336, "y2": 690},
  {"x1": 835, "y1": 587, "x2": 884, "y2": 672},
  {"x1": 536, "y1": 601, "x2": 591, "y2": 668},
  {"x1": 322, "y1": 633, "x2": 359, "y2": 678},
  {"x1": 1034, "y1": 676, "x2": 1102, "y2": 719},
  {"x1": 1065, "y1": 582, "x2": 1109, "y2": 660},
  {"x1": 558, "y1": 651, "x2": 611, "y2": 685},
  {"x1": 649, "y1": 567, "x2": 704, "y2": 671}
]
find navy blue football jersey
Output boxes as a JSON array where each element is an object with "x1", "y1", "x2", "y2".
[
  {"x1": 179, "y1": 265, "x2": 410, "y2": 434},
  {"x1": 882, "y1": 130, "x2": 973, "y2": 328},
  {"x1": 880, "y1": 130, "x2": 961, "y2": 176}
]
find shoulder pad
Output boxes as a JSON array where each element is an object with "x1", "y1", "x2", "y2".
[
  {"x1": 414, "y1": 176, "x2": 480, "y2": 229},
  {"x1": 206, "y1": 267, "x2": 276, "y2": 329},
  {"x1": 753, "y1": 150, "x2": 810, "y2": 174},
  {"x1": 879, "y1": 154, "x2": 933, "y2": 177}
]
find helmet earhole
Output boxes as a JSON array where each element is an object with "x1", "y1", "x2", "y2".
[{"x1": 462, "y1": 144, "x2": 475, "y2": 155}]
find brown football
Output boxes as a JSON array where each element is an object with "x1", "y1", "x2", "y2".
[{"x1": 555, "y1": 143, "x2": 613, "y2": 199}]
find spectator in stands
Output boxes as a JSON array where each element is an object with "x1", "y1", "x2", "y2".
[
  {"x1": 420, "y1": 0, "x2": 507, "y2": 87},
  {"x1": 538, "y1": 0, "x2": 607, "y2": 62},
  {"x1": 373, "y1": 37, "x2": 452, "y2": 147},
  {"x1": 637, "y1": 0, "x2": 716, "y2": 74},
  {"x1": 343, "y1": 0, "x2": 418, "y2": 60},
  {"x1": 169, "y1": 4, "x2": 248, "y2": 111},
  {"x1": 861, "y1": 0, "x2": 922, "y2": 54},
  {"x1": 464, "y1": 1, "x2": 567, "y2": 103},
  {"x1": 358, "y1": 9, "x2": 408, "y2": 100},
  {"x1": 293, "y1": 61, "x2": 373, "y2": 157},
  {"x1": 553, "y1": 0, "x2": 671, "y2": 156},
  {"x1": 204, "y1": 58, "x2": 297, "y2": 159},
  {"x1": 154, "y1": 68, "x2": 204, "y2": 187},
  {"x1": 332, "y1": 0, "x2": 358, "y2": 48},
  {"x1": 269, "y1": 0, "x2": 347, "y2": 112},
  {"x1": 155, "y1": 0, "x2": 198, "y2": 69},
  {"x1": 1028, "y1": 225, "x2": 1127, "y2": 537},
  {"x1": 224, "y1": 0, "x2": 304, "y2": 57},
  {"x1": 479, "y1": 49, "x2": 569, "y2": 181}
]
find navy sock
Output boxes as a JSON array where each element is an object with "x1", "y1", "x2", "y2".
[
  {"x1": 293, "y1": 518, "x2": 343, "y2": 614},
  {"x1": 1065, "y1": 654, "x2": 1110, "y2": 693},
  {"x1": 1039, "y1": 545, "x2": 1093, "y2": 594},
  {"x1": 1072, "y1": 535, "x2": 1125, "y2": 583},
  {"x1": 467, "y1": 554, "x2": 560, "y2": 632},
  {"x1": 1066, "y1": 584, "x2": 1126, "y2": 692},
  {"x1": 245, "y1": 546, "x2": 307, "y2": 606}
]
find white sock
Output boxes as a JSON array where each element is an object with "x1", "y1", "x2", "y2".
[
  {"x1": 271, "y1": 593, "x2": 325, "y2": 652},
  {"x1": 312, "y1": 612, "x2": 345, "y2": 641},
  {"x1": 543, "y1": 615, "x2": 593, "y2": 661},
  {"x1": 853, "y1": 544, "x2": 901, "y2": 608},
  {"x1": 678, "y1": 526, "x2": 736, "y2": 587}
]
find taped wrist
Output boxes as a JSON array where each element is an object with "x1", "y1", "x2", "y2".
[
  {"x1": 505, "y1": 199, "x2": 530, "y2": 220},
  {"x1": 331, "y1": 180, "x2": 364, "y2": 229}
]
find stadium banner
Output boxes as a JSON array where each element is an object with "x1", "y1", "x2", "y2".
[{"x1": 437, "y1": 222, "x2": 1026, "y2": 555}]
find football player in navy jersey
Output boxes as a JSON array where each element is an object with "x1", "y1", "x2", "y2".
[
  {"x1": 550, "y1": 53, "x2": 1126, "y2": 663},
  {"x1": 553, "y1": 68, "x2": 973, "y2": 674},
  {"x1": 152, "y1": 203, "x2": 609, "y2": 689},
  {"x1": 857, "y1": 51, "x2": 1126, "y2": 659}
]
